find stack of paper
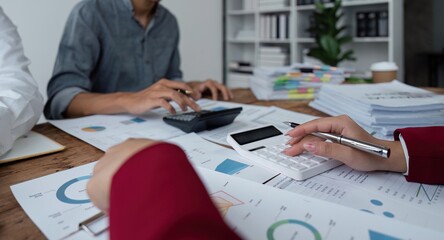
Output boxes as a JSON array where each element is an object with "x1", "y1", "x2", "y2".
[
  {"x1": 250, "y1": 63, "x2": 345, "y2": 100},
  {"x1": 309, "y1": 80, "x2": 444, "y2": 137}
]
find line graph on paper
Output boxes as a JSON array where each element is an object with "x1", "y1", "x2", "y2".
[
  {"x1": 322, "y1": 165, "x2": 444, "y2": 210},
  {"x1": 416, "y1": 184, "x2": 442, "y2": 203}
]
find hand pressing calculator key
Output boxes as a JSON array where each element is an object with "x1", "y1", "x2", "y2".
[
  {"x1": 163, "y1": 107, "x2": 242, "y2": 133},
  {"x1": 227, "y1": 125, "x2": 343, "y2": 180}
]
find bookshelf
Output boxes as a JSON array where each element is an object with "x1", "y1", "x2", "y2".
[{"x1": 224, "y1": 0, "x2": 404, "y2": 88}]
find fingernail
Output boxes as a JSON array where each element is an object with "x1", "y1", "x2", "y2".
[{"x1": 303, "y1": 142, "x2": 316, "y2": 152}]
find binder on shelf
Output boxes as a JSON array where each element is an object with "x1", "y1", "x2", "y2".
[
  {"x1": 356, "y1": 10, "x2": 390, "y2": 38},
  {"x1": 279, "y1": 14, "x2": 288, "y2": 40},
  {"x1": 378, "y1": 10, "x2": 389, "y2": 37},
  {"x1": 356, "y1": 12, "x2": 367, "y2": 37},
  {"x1": 260, "y1": 13, "x2": 289, "y2": 40},
  {"x1": 366, "y1": 11, "x2": 378, "y2": 37}
]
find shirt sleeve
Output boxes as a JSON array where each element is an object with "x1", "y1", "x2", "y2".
[
  {"x1": 0, "y1": 7, "x2": 44, "y2": 155},
  {"x1": 164, "y1": 16, "x2": 183, "y2": 81},
  {"x1": 44, "y1": 3, "x2": 100, "y2": 119},
  {"x1": 394, "y1": 127, "x2": 444, "y2": 185},
  {"x1": 109, "y1": 142, "x2": 240, "y2": 240}
]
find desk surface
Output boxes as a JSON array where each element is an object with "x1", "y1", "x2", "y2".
[{"x1": 0, "y1": 87, "x2": 442, "y2": 238}]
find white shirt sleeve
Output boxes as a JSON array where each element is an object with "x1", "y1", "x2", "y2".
[
  {"x1": 398, "y1": 133, "x2": 410, "y2": 176},
  {"x1": 0, "y1": 7, "x2": 44, "y2": 156}
]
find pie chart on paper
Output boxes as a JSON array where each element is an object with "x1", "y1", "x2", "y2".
[{"x1": 81, "y1": 126, "x2": 106, "y2": 132}]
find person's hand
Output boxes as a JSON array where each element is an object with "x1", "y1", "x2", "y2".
[
  {"x1": 284, "y1": 115, "x2": 407, "y2": 173},
  {"x1": 87, "y1": 139, "x2": 159, "y2": 213},
  {"x1": 119, "y1": 79, "x2": 201, "y2": 114},
  {"x1": 188, "y1": 79, "x2": 234, "y2": 101}
]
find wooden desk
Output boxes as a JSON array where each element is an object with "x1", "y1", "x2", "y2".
[{"x1": 0, "y1": 87, "x2": 440, "y2": 238}]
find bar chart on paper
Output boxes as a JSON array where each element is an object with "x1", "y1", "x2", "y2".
[
  {"x1": 215, "y1": 159, "x2": 249, "y2": 175},
  {"x1": 168, "y1": 133, "x2": 277, "y2": 184}
]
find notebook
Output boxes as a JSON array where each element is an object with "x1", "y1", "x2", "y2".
[{"x1": 0, "y1": 131, "x2": 65, "y2": 164}]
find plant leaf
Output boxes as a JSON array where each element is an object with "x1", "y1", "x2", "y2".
[
  {"x1": 339, "y1": 49, "x2": 356, "y2": 62},
  {"x1": 320, "y1": 35, "x2": 340, "y2": 58},
  {"x1": 337, "y1": 36, "x2": 352, "y2": 45}
]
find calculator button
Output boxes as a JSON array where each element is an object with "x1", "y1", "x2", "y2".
[
  {"x1": 278, "y1": 159, "x2": 294, "y2": 168},
  {"x1": 311, "y1": 157, "x2": 327, "y2": 163},
  {"x1": 290, "y1": 164, "x2": 306, "y2": 171},
  {"x1": 299, "y1": 153, "x2": 314, "y2": 160},
  {"x1": 300, "y1": 160, "x2": 317, "y2": 168}
]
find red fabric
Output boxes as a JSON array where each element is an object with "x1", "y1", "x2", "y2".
[
  {"x1": 109, "y1": 142, "x2": 240, "y2": 240},
  {"x1": 394, "y1": 127, "x2": 444, "y2": 184}
]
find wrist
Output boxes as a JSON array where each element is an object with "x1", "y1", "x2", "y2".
[
  {"x1": 115, "y1": 92, "x2": 133, "y2": 113},
  {"x1": 382, "y1": 140, "x2": 407, "y2": 173}
]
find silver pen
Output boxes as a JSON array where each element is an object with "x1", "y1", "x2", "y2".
[{"x1": 283, "y1": 121, "x2": 390, "y2": 158}]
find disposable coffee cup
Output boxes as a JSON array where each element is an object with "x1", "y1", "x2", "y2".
[{"x1": 370, "y1": 62, "x2": 398, "y2": 83}]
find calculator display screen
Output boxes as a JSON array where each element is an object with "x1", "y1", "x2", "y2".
[{"x1": 231, "y1": 126, "x2": 282, "y2": 145}]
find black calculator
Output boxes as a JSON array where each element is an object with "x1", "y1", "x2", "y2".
[{"x1": 163, "y1": 107, "x2": 243, "y2": 133}]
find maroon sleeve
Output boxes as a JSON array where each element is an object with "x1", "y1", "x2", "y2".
[
  {"x1": 109, "y1": 142, "x2": 241, "y2": 240},
  {"x1": 394, "y1": 127, "x2": 444, "y2": 185}
]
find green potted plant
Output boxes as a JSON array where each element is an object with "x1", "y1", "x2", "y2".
[{"x1": 307, "y1": 0, "x2": 356, "y2": 67}]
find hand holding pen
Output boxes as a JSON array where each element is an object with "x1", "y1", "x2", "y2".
[{"x1": 283, "y1": 115, "x2": 408, "y2": 173}]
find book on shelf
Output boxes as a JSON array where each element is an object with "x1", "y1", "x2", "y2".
[
  {"x1": 366, "y1": 11, "x2": 378, "y2": 37},
  {"x1": 259, "y1": 0, "x2": 289, "y2": 10},
  {"x1": 377, "y1": 10, "x2": 389, "y2": 37},
  {"x1": 243, "y1": 0, "x2": 256, "y2": 10},
  {"x1": 356, "y1": 12, "x2": 367, "y2": 37},
  {"x1": 259, "y1": 46, "x2": 289, "y2": 67},
  {"x1": 228, "y1": 61, "x2": 254, "y2": 74},
  {"x1": 260, "y1": 13, "x2": 289, "y2": 40},
  {"x1": 296, "y1": 0, "x2": 334, "y2": 6},
  {"x1": 356, "y1": 10, "x2": 389, "y2": 38},
  {"x1": 259, "y1": 45, "x2": 289, "y2": 54}
]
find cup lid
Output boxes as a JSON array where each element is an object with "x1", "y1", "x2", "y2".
[{"x1": 370, "y1": 62, "x2": 398, "y2": 71}]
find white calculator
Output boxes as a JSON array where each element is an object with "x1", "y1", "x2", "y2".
[{"x1": 227, "y1": 125, "x2": 343, "y2": 180}]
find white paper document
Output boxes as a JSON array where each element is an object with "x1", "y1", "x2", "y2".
[
  {"x1": 265, "y1": 165, "x2": 444, "y2": 231},
  {"x1": 49, "y1": 99, "x2": 271, "y2": 151},
  {"x1": 50, "y1": 113, "x2": 184, "y2": 151},
  {"x1": 10, "y1": 162, "x2": 103, "y2": 239},
  {"x1": 310, "y1": 80, "x2": 444, "y2": 136},
  {"x1": 198, "y1": 105, "x2": 318, "y2": 145},
  {"x1": 11, "y1": 158, "x2": 444, "y2": 240},
  {"x1": 168, "y1": 133, "x2": 278, "y2": 183},
  {"x1": 197, "y1": 168, "x2": 444, "y2": 240},
  {"x1": 10, "y1": 133, "x2": 277, "y2": 239}
]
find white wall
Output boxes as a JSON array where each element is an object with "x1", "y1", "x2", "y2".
[
  {"x1": 162, "y1": 0, "x2": 223, "y2": 82},
  {"x1": 0, "y1": 0, "x2": 81, "y2": 103},
  {"x1": 0, "y1": 0, "x2": 223, "y2": 102}
]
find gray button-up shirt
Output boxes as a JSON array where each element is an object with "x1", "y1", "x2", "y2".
[{"x1": 45, "y1": 0, "x2": 182, "y2": 119}]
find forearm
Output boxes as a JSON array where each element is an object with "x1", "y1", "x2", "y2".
[
  {"x1": 66, "y1": 92, "x2": 131, "y2": 118},
  {"x1": 109, "y1": 143, "x2": 239, "y2": 239},
  {"x1": 377, "y1": 139, "x2": 406, "y2": 173}
]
